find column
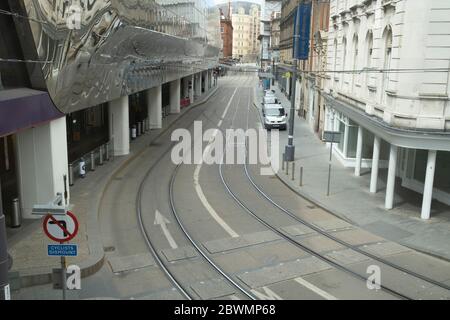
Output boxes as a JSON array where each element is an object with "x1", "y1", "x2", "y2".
[
  {"x1": 370, "y1": 136, "x2": 381, "y2": 193},
  {"x1": 385, "y1": 144, "x2": 398, "y2": 210},
  {"x1": 147, "y1": 85, "x2": 162, "y2": 129},
  {"x1": 355, "y1": 126, "x2": 363, "y2": 176},
  {"x1": 195, "y1": 73, "x2": 201, "y2": 97},
  {"x1": 190, "y1": 74, "x2": 195, "y2": 103},
  {"x1": 205, "y1": 70, "x2": 209, "y2": 92},
  {"x1": 109, "y1": 95, "x2": 130, "y2": 156},
  {"x1": 421, "y1": 150, "x2": 437, "y2": 220},
  {"x1": 16, "y1": 117, "x2": 70, "y2": 219},
  {"x1": 170, "y1": 78, "x2": 181, "y2": 114},
  {"x1": 343, "y1": 123, "x2": 349, "y2": 157}
]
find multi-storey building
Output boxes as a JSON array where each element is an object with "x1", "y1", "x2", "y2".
[
  {"x1": 259, "y1": 1, "x2": 281, "y2": 69},
  {"x1": 220, "y1": 7, "x2": 234, "y2": 59},
  {"x1": 0, "y1": 0, "x2": 220, "y2": 224},
  {"x1": 323, "y1": 0, "x2": 450, "y2": 219},
  {"x1": 232, "y1": 5, "x2": 261, "y2": 62},
  {"x1": 270, "y1": 11, "x2": 282, "y2": 63}
]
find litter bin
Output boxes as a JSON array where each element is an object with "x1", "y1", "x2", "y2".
[{"x1": 10, "y1": 198, "x2": 21, "y2": 228}]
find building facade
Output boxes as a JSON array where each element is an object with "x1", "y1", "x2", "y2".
[
  {"x1": 0, "y1": 0, "x2": 220, "y2": 225},
  {"x1": 220, "y1": 7, "x2": 234, "y2": 59},
  {"x1": 270, "y1": 11, "x2": 282, "y2": 63},
  {"x1": 232, "y1": 5, "x2": 261, "y2": 62},
  {"x1": 323, "y1": 0, "x2": 450, "y2": 219},
  {"x1": 259, "y1": 1, "x2": 281, "y2": 69}
]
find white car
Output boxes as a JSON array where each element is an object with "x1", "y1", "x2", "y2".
[{"x1": 263, "y1": 104, "x2": 287, "y2": 130}]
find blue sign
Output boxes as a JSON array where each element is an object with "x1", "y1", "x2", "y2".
[
  {"x1": 293, "y1": 3, "x2": 312, "y2": 60},
  {"x1": 48, "y1": 244, "x2": 78, "y2": 257}
]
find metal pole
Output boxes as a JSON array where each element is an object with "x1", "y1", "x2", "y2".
[
  {"x1": 282, "y1": 154, "x2": 285, "y2": 171},
  {"x1": 68, "y1": 164, "x2": 74, "y2": 186},
  {"x1": 300, "y1": 166, "x2": 303, "y2": 187},
  {"x1": 291, "y1": 162, "x2": 295, "y2": 181},
  {"x1": 327, "y1": 140, "x2": 333, "y2": 197},
  {"x1": 90, "y1": 151, "x2": 95, "y2": 171},
  {"x1": 284, "y1": 60, "x2": 297, "y2": 162},
  {"x1": 272, "y1": 58, "x2": 275, "y2": 86},
  {"x1": 99, "y1": 146, "x2": 104, "y2": 166},
  {"x1": 286, "y1": 161, "x2": 289, "y2": 175},
  {"x1": 0, "y1": 178, "x2": 10, "y2": 300},
  {"x1": 61, "y1": 256, "x2": 66, "y2": 300},
  {"x1": 105, "y1": 142, "x2": 110, "y2": 161}
]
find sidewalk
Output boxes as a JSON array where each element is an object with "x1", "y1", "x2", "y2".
[
  {"x1": 6, "y1": 84, "x2": 219, "y2": 289},
  {"x1": 255, "y1": 83, "x2": 450, "y2": 261}
]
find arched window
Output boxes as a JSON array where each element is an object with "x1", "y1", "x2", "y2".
[
  {"x1": 352, "y1": 34, "x2": 359, "y2": 91},
  {"x1": 365, "y1": 30, "x2": 373, "y2": 88},
  {"x1": 381, "y1": 26, "x2": 393, "y2": 104},
  {"x1": 333, "y1": 39, "x2": 338, "y2": 83},
  {"x1": 341, "y1": 37, "x2": 347, "y2": 88}
]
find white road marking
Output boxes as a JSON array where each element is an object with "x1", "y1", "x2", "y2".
[
  {"x1": 194, "y1": 88, "x2": 239, "y2": 238},
  {"x1": 154, "y1": 210, "x2": 178, "y2": 249},
  {"x1": 294, "y1": 277, "x2": 338, "y2": 300},
  {"x1": 251, "y1": 287, "x2": 283, "y2": 300}
]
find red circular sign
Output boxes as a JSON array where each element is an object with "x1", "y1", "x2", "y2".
[{"x1": 43, "y1": 211, "x2": 79, "y2": 243}]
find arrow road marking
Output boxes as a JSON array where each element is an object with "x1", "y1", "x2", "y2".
[{"x1": 154, "y1": 210, "x2": 178, "y2": 249}]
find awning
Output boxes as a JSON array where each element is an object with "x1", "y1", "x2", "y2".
[{"x1": 0, "y1": 88, "x2": 64, "y2": 137}]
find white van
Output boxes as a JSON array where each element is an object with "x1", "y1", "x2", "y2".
[
  {"x1": 263, "y1": 104, "x2": 287, "y2": 130},
  {"x1": 262, "y1": 96, "x2": 279, "y2": 105}
]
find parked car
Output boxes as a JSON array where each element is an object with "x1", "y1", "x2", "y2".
[{"x1": 263, "y1": 104, "x2": 287, "y2": 130}]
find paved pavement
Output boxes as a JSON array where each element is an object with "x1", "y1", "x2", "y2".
[{"x1": 255, "y1": 83, "x2": 450, "y2": 261}]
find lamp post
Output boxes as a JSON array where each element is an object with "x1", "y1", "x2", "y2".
[{"x1": 284, "y1": 62, "x2": 297, "y2": 162}]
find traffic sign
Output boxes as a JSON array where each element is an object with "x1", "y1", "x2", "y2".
[
  {"x1": 43, "y1": 211, "x2": 79, "y2": 243},
  {"x1": 48, "y1": 244, "x2": 78, "y2": 257},
  {"x1": 323, "y1": 131, "x2": 341, "y2": 143}
]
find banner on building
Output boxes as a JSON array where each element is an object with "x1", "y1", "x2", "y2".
[{"x1": 293, "y1": 2, "x2": 312, "y2": 60}]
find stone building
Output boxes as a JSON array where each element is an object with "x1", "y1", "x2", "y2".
[
  {"x1": 232, "y1": 5, "x2": 261, "y2": 62},
  {"x1": 323, "y1": 0, "x2": 450, "y2": 219}
]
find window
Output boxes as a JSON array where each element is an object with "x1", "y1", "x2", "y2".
[
  {"x1": 365, "y1": 31, "x2": 373, "y2": 88},
  {"x1": 352, "y1": 34, "x2": 358, "y2": 91},
  {"x1": 381, "y1": 26, "x2": 393, "y2": 104}
]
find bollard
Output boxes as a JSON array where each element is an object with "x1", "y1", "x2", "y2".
[
  {"x1": 146, "y1": 118, "x2": 150, "y2": 132},
  {"x1": 292, "y1": 162, "x2": 295, "y2": 181},
  {"x1": 137, "y1": 122, "x2": 142, "y2": 136},
  {"x1": 69, "y1": 164, "x2": 74, "y2": 186},
  {"x1": 10, "y1": 198, "x2": 21, "y2": 228},
  {"x1": 99, "y1": 146, "x2": 104, "y2": 165},
  {"x1": 105, "y1": 143, "x2": 110, "y2": 161},
  {"x1": 131, "y1": 125, "x2": 137, "y2": 140},
  {"x1": 79, "y1": 158, "x2": 86, "y2": 178},
  {"x1": 300, "y1": 166, "x2": 303, "y2": 187},
  {"x1": 286, "y1": 161, "x2": 289, "y2": 175},
  {"x1": 90, "y1": 151, "x2": 96, "y2": 171}
]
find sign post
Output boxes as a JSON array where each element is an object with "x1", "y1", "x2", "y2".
[
  {"x1": 323, "y1": 130, "x2": 341, "y2": 196},
  {"x1": 43, "y1": 211, "x2": 78, "y2": 300}
]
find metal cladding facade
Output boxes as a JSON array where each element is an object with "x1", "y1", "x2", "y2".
[{"x1": 12, "y1": 0, "x2": 221, "y2": 114}]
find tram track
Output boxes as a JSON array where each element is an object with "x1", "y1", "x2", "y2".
[{"x1": 213, "y1": 82, "x2": 450, "y2": 299}]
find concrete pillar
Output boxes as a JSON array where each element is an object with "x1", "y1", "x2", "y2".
[
  {"x1": 385, "y1": 144, "x2": 398, "y2": 210},
  {"x1": 16, "y1": 117, "x2": 70, "y2": 219},
  {"x1": 195, "y1": 73, "x2": 201, "y2": 97},
  {"x1": 205, "y1": 70, "x2": 209, "y2": 92},
  {"x1": 170, "y1": 78, "x2": 181, "y2": 114},
  {"x1": 370, "y1": 136, "x2": 381, "y2": 193},
  {"x1": 109, "y1": 96, "x2": 130, "y2": 156},
  {"x1": 147, "y1": 85, "x2": 162, "y2": 129},
  {"x1": 343, "y1": 123, "x2": 349, "y2": 157},
  {"x1": 421, "y1": 150, "x2": 437, "y2": 220},
  {"x1": 355, "y1": 126, "x2": 363, "y2": 176},
  {"x1": 190, "y1": 74, "x2": 195, "y2": 103}
]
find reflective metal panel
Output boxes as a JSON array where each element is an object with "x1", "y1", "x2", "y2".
[{"x1": 18, "y1": 0, "x2": 220, "y2": 113}]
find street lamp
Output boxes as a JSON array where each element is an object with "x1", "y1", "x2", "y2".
[{"x1": 284, "y1": 62, "x2": 297, "y2": 162}]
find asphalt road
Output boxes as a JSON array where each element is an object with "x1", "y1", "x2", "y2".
[{"x1": 13, "y1": 75, "x2": 450, "y2": 300}]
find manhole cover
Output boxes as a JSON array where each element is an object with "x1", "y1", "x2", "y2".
[{"x1": 104, "y1": 246, "x2": 116, "y2": 252}]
